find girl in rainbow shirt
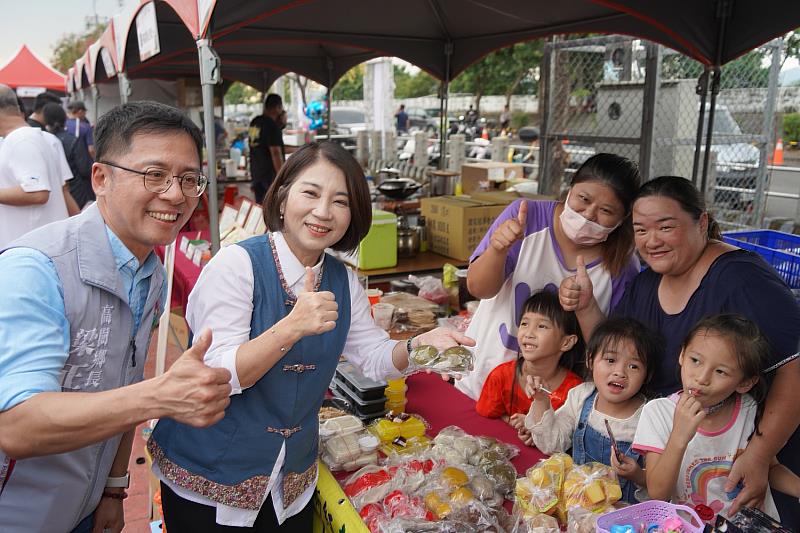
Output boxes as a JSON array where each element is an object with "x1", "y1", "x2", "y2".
[{"x1": 632, "y1": 314, "x2": 796, "y2": 521}]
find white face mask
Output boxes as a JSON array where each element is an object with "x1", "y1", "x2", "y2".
[{"x1": 559, "y1": 191, "x2": 620, "y2": 245}]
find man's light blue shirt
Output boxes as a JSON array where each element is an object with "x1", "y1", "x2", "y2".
[{"x1": 0, "y1": 227, "x2": 164, "y2": 411}]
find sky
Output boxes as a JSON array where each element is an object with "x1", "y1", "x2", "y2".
[
  {"x1": 0, "y1": 0, "x2": 123, "y2": 67},
  {"x1": 0, "y1": 2, "x2": 797, "y2": 78}
]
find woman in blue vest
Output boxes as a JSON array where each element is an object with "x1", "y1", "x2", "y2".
[{"x1": 148, "y1": 141, "x2": 473, "y2": 531}]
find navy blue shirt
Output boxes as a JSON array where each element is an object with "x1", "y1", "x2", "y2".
[
  {"x1": 395, "y1": 110, "x2": 408, "y2": 132},
  {"x1": 613, "y1": 249, "x2": 800, "y2": 396}
]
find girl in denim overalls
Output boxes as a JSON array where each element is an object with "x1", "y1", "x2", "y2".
[{"x1": 525, "y1": 317, "x2": 662, "y2": 503}]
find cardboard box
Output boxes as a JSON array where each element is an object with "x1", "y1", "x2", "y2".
[
  {"x1": 421, "y1": 196, "x2": 514, "y2": 261},
  {"x1": 461, "y1": 162, "x2": 524, "y2": 194},
  {"x1": 468, "y1": 190, "x2": 555, "y2": 204}
]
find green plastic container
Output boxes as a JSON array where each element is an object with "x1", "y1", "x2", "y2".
[{"x1": 358, "y1": 209, "x2": 397, "y2": 270}]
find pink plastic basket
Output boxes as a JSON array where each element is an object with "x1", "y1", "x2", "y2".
[{"x1": 596, "y1": 501, "x2": 704, "y2": 533}]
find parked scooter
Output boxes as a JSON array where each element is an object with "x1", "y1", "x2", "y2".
[{"x1": 448, "y1": 116, "x2": 478, "y2": 142}]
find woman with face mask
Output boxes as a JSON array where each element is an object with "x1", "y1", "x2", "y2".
[{"x1": 457, "y1": 153, "x2": 641, "y2": 400}]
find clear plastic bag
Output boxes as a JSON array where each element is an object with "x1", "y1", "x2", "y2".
[
  {"x1": 515, "y1": 453, "x2": 573, "y2": 514},
  {"x1": 567, "y1": 506, "x2": 600, "y2": 533},
  {"x1": 509, "y1": 508, "x2": 561, "y2": 533},
  {"x1": 406, "y1": 344, "x2": 475, "y2": 378},
  {"x1": 561, "y1": 462, "x2": 621, "y2": 514},
  {"x1": 343, "y1": 465, "x2": 398, "y2": 510},
  {"x1": 378, "y1": 517, "x2": 480, "y2": 533},
  {"x1": 430, "y1": 426, "x2": 519, "y2": 498},
  {"x1": 409, "y1": 275, "x2": 449, "y2": 305}
]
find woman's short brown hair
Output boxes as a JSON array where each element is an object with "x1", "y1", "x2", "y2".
[{"x1": 262, "y1": 141, "x2": 372, "y2": 254}]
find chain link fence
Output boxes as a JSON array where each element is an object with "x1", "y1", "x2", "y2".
[{"x1": 539, "y1": 35, "x2": 783, "y2": 230}]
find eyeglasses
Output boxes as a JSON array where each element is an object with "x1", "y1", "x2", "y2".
[{"x1": 99, "y1": 161, "x2": 208, "y2": 198}]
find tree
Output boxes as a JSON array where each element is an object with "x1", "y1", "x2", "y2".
[
  {"x1": 52, "y1": 22, "x2": 106, "y2": 73},
  {"x1": 449, "y1": 41, "x2": 543, "y2": 111},
  {"x1": 394, "y1": 65, "x2": 438, "y2": 98},
  {"x1": 224, "y1": 82, "x2": 261, "y2": 105},
  {"x1": 662, "y1": 49, "x2": 770, "y2": 89},
  {"x1": 288, "y1": 73, "x2": 310, "y2": 110},
  {"x1": 334, "y1": 65, "x2": 364, "y2": 100},
  {"x1": 781, "y1": 30, "x2": 800, "y2": 70}
]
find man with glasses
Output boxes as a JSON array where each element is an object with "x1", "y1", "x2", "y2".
[{"x1": 0, "y1": 101, "x2": 232, "y2": 533}]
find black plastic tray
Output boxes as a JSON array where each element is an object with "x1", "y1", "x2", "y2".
[
  {"x1": 335, "y1": 361, "x2": 387, "y2": 402},
  {"x1": 329, "y1": 390, "x2": 388, "y2": 424},
  {"x1": 331, "y1": 376, "x2": 387, "y2": 415}
]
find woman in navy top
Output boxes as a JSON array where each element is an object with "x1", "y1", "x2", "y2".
[{"x1": 560, "y1": 176, "x2": 800, "y2": 527}]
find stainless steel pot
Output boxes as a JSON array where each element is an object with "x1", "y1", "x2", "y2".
[
  {"x1": 397, "y1": 227, "x2": 420, "y2": 258},
  {"x1": 428, "y1": 170, "x2": 460, "y2": 196}
]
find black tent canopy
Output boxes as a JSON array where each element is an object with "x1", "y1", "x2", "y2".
[
  {"x1": 98, "y1": 0, "x2": 800, "y2": 252},
  {"x1": 203, "y1": 0, "x2": 800, "y2": 83}
]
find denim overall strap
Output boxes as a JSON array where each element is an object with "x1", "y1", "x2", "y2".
[
  {"x1": 571, "y1": 388, "x2": 640, "y2": 504},
  {"x1": 571, "y1": 388, "x2": 597, "y2": 464}
]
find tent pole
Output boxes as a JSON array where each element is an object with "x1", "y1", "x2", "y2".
[
  {"x1": 197, "y1": 38, "x2": 222, "y2": 255},
  {"x1": 326, "y1": 57, "x2": 333, "y2": 140},
  {"x1": 91, "y1": 84, "x2": 99, "y2": 124},
  {"x1": 691, "y1": 68, "x2": 710, "y2": 185},
  {"x1": 438, "y1": 41, "x2": 453, "y2": 170},
  {"x1": 639, "y1": 43, "x2": 661, "y2": 180},
  {"x1": 118, "y1": 72, "x2": 131, "y2": 104},
  {"x1": 700, "y1": 69, "x2": 721, "y2": 197},
  {"x1": 701, "y1": 0, "x2": 732, "y2": 196},
  {"x1": 538, "y1": 38, "x2": 553, "y2": 194},
  {"x1": 754, "y1": 38, "x2": 783, "y2": 226}
]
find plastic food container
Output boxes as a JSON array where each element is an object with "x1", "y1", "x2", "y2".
[
  {"x1": 335, "y1": 362, "x2": 387, "y2": 401},
  {"x1": 385, "y1": 398, "x2": 408, "y2": 412},
  {"x1": 371, "y1": 418, "x2": 402, "y2": 442},
  {"x1": 384, "y1": 386, "x2": 407, "y2": 403},
  {"x1": 332, "y1": 377, "x2": 388, "y2": 415},
  {"x1": 398, "y1": 417, "x2": 426, "y2": 439},
  {"x1": 318, "y1": 415, "x2": 363, "y2": 440},
  {"x1": 358, "y1": 434, "x2": 380, "y2": 453},
  {"x1": 385, "y1": 377, "x2": 406, "y2": 391},
  {"x1": 324, "y1": 433, "x2": 361, "y2": 464},
  {"x1": 330, "y1": 390, "x2": 389, "y2": 424}
]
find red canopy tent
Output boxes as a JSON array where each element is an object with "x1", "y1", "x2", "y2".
[{"x1": 0, "y1": 45, "x2": 66, "y2": 93}]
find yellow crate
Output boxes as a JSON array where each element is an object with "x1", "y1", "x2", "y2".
[{"x1": 312, "y1": 461, "x2": 369, "y2": 533}]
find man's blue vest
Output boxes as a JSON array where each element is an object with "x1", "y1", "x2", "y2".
[{"x1": 149, "y1": 234, "x2": 350, "y2": 510}]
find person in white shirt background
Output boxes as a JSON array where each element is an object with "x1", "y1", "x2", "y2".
[
  {"x1": 148, "y1": 141, "x2": 474, "y2": 531},
  {"x1": 0, "y1": 84, "x2": 79, "y2": 248}
]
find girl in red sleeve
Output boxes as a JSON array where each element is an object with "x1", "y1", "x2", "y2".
[{"x1": 476, "y1": 289, "x2": 583, "y2": 444}]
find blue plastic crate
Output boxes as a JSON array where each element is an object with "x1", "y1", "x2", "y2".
[{"x1": 723, "y1": 230, "x2": 800, "y2": 290}]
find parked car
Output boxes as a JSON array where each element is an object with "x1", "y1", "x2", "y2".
[
  {"x1": 405, "y1": 107, "x2": 439, "y2": 132},
  {"x1": 330, "y1": 107, "x2": 366, "y2": 136},
  {"x1": 703, "y1": 106, "x2": 760, "y2": 209}
]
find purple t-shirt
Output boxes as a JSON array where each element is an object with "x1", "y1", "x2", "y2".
[
  {"x1": 469, "y1": 199, "x2": 636, "y2": 309},
  {"x1": 456, "y1": 199, "x2": 639, "y2": 400}
]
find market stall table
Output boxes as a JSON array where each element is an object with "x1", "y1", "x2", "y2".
[
  {"x1": 359, "y1": 251, "x2": 466, "y2": 283},
  {"x1": 314, "y1": 372, "x2": 547, "y2": 533}
]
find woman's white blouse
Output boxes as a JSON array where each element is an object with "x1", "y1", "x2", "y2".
[{"x1": 154, "y1": 231, "x2": 401, "y2": 527}]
